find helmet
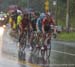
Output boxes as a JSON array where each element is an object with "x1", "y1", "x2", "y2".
[
  {"x1": 17, "y1": 9, "x2": 22, "y2": 14},
  {"x1": 40, "y1": 13, "x2": 46, "y2": 19},
  {"x1": 46, "y1": 12, "x2": 51, "y2": 16},
  {"x1": 40, "y1": 13, "x2": 46, "y2": 17}
]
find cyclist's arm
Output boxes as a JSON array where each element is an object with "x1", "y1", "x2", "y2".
[
  {"x1": 51, "y1": 16, "x2": 55, "y2": 25},
  {"x1": 19, "y1": 22, "x2": 22, "y2": 30},
  {"x1": 36, "y1": 18, "x2": 40, "y2": 32},
  {"x1": 42, "y1": 18, "x2": 46, "y2": 33},
  {"x1": 42, "y1": 24, "x2": 45, "y2": 34},
  {"x1": 36, "y1": 24, "x2": 39, "y2": 32},
  {"x1": 51, "y1": 17, "x2": 57, "y2": 33},
  {"x1": 18, "y1": 18, "x2": 24, "y2": 32},
  {"x1": 17, "y1": 16, "x2": 22, "y2": 25},
  {"x1": 29, "y1": 21, "x2": 33, "y2": 31}
]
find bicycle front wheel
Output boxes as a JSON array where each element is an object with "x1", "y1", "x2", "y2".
[{"x1": 46, "y1": 44, "x2": 51, "y2": 58}]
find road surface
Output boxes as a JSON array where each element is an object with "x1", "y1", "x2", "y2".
[{"x1": 0, "y1": 25, "x2": 75, "y2": 67}]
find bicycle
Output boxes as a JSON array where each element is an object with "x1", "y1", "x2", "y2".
[
  {"x1": 18, "y1": 29, "x2": 28, "y2": 60},
  {"x1": 35, "y1": 32, "x2": 51, "y2": 58},
  {"x1": 30, "y1": 31, "x2": 38, "y2": 51}
]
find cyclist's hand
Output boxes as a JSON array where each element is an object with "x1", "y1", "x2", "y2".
[
  {"x1": 37, "y1": 30, "x2": 41, "y2": 33},
  {"x1": 30, "y1": 29, "x2": 33, "y2": 32},
  {"x1": 54, "y1": 26, "x2": 57, "y2": 33},
  {"x1": 25, "y1": 27, "x2": 27, "y2": 31}
]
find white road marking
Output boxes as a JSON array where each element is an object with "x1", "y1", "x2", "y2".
[
  {"x1": 51, "y1": 50, "x2": 75, "y2": 56},
  {"x1": 38, "y1": 64, "x2": 75, "y2": 66}
]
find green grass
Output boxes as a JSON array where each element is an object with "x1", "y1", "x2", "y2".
[
  {"x1": 57, "y1": 17, "x2": 75, "y2": 27},
  {"x1": 57, "y1": 19, "x2": 66, "y2": 27},
  {"x1": 57, "y1": 32, "x2": 75, "y2": 42}
]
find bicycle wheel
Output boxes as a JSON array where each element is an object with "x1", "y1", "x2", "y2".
[
  {"x1": 31, "y1": 32, "x2": 38, "y2": 52},
  {"x1": 41, "y1": 49, "x2": 45, "y2": 58},
  {"x1": 18, "y1": 46, "x2": 26, "y2": 61},
  {"x1": 18, "y1": 50, "x2": 22, "y2": 60},
  {"x1": 46, "y1": 42, "x2": 51, "y2": 58},
  {"x1": 32, "y1": 37, "x2": 38, "y2": 51},
  {"x1": 18, "y1": 33, "x2": 26, "y2": 60},
  {"x1": 18, "y1": 49, "x2": 23, "y2": 60}
]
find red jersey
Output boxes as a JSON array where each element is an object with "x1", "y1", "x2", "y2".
[
  {"x1": 42, "y1": 17, "x2": 55, "y2": 26},
  {"x1": 21, "y1": 18, "x2": 30, "y2": 29}
]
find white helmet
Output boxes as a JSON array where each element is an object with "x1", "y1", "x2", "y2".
[
  {"x1": 17, "y1": 9, "x2": 22, "y2": 14},
  {"x1": 40, "y1": 13, "x2": 46, "y2": 17}
]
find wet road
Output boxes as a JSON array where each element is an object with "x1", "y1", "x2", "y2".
[{"x1": 0, "y1": 25, "x2": 75, "y2": 67}]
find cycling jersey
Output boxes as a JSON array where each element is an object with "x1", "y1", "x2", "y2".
[
  {"x1": 42, "y1": 17, "x2": 54, "y2": 26},
  {"x1": 11, "y1": 11, "x2": 18, "y2": 29},
  {"x1": 9, "y1": 17, "x2": 12, "y2": 24},
  {"x1": 21, "y1": 18, "x2": 31, "y2": 30},
  {"x1": 17, "y1": 15, "x2": 22, "y2": 25},
  {"x1": 9, "y1": 17, "x2": 13, "y2": 28},
  {"x1": 36, "y1": 17, "x2": 42, "y2": 32},
  {"x1": 42, "y1": 16, "x2": 55, "y2": 33},
  {"x1": 31, "y1": 18, "x2": 37, "y2": 31}
]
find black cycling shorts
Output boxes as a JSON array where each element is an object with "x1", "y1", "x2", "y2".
[{"x1": 44, "y1": 26, "x2": 52, "y2": 33}]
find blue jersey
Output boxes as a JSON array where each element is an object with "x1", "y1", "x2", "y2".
[
  {"x1": 36, "y1": 17, "x2": 42, "y2": 31},
  {"x1": 36, "y1": 13, "x2": 46, "y2": 32}
]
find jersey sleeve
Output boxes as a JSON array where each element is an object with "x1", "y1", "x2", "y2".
[
  {"x1": 42, "y1": 17, "x2": 46, "y2": 26},
  {"x1": 36, "y1": 18, "x2": 40, "y2": 25}
]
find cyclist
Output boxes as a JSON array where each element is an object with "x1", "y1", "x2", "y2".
[
  {"x1": 11, "y1": 10, "x2": 18, "y2": 30},
  {"x1": 17, "y1": 10, "x2": 23, "y2": 33},
  {"x1": 36, "y1": 13, "x2": 46, "y2": 47},
  {"x1": 17, "y1": 10, "x2": 23, "y2": 26},
  {"x1": 36, "y1": 13, "x2": 46, "y2": 33},
  {"x1": 8, "y1": 15, "x2": 13, "y2": 29},
  {"x1": 19, "y1": 13, "x2": 33, "y2": 50},
  {"x1": 42, "y1": 12, "x2": 55, "y2": 48},
  {"x1": 19, "y1": 13, "x2": 32, "y2": 38},
  {"x1": 31, "y1": 12, "x2": 40, "y2": 31},
  {"x1": 30, "y1": 12, "x2": 40, "y2": 50}
]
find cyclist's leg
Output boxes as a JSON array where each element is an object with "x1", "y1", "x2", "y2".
[
  {"x1": 44, "y1": 30, "x2": 51, "y2": 46},
  {"x1": 29, "y1": 31, "x2": 34, "y2": 47},
  {"x1": 47, "y1": 33, "x2": 51, "y2": 44},
  {"x1": 19, "y1": 28, "x2": 24, "y2": 42},
  {"x1": 37, "y1": 32, "x2": 41, "y2": 47}
]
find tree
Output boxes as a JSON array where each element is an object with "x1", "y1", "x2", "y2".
[{"x1": 66, "y1": 0, "x2": 70, "y2": 32}]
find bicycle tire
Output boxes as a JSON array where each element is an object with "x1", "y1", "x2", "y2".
[
  {"x1": 41, "y1": 50, "x2": 45, "y2": 58},
  {"x1": 18, "y1": 48, "x2": 26, "y2": 61},
  {"x1": 46, "y1": 43, "x2": 51, "y2": 58}
]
